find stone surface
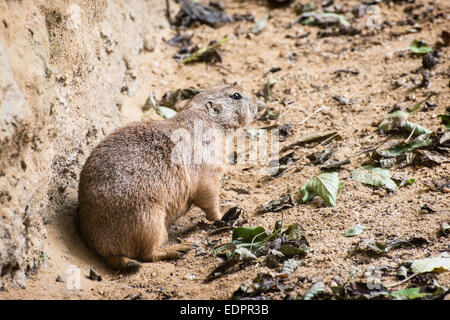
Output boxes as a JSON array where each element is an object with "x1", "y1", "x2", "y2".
[{"x1": 0, "y1": 0, "x2": 167, "y2": 281}]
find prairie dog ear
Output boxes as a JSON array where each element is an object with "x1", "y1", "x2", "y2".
[{"x1": 206, "y1": 101, "x2": 222, "y2": 115}]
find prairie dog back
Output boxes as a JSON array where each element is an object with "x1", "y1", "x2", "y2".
[{"x1": 78, "y1": 85, "x2": 257, "y2": 271}]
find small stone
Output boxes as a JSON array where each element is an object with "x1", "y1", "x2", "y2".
[
  {"x1": 393, "y1": 77, "x2": 406, "y2": 89},
  {"x1": 420, "y1": 70, "x2": 430, "y2": 88},
  {"x1": 127, "y1": 81, "x2": 139, "y2": 97},
  {"x1": 143, "y1": 35, "x2": 155, "y2": 52},
  {"x1": 422, "y1": 101, "x2": 436, "y2": 111},
  {"x1": 397, "y1": 266, "x2": 408, "y2": 280},
  {"x1": 56, "y1": 275, "x2": 64, "y2": 283},
  {"x1": 422, "y1": 49, "x2": 440, "y2": 70},
  {"x1": 124, "y1": 292, "x2": 142, "y2": 300},
  {"x1": 14, "y1": 271, "x2": 27, "y2": 289}
]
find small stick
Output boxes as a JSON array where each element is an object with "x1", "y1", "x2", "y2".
[
  {"x1": 298, "y1": 106, "x2": 329, "y2": 126},
  {"x1": 165, "y1": 0, "x2": 173, "y2": 25},
  {"x1": 356, "y1": 137, "x2": 391, "y2": 156},
  {"x1": 385, "y1": 273, "x2": 418, "y2": 289},
  {"x1": 404, "y1": 126, "x2": 416, "y2": 144}
]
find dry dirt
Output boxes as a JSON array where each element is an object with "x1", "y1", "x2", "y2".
[{"x1": 2, "y1": 0, "x2": 449, "y2": 300}]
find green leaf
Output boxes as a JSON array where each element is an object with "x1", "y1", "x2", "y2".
[
  {"x1": 352, "y1": 166, "x2": 397, "y2": 191},
  {"x1": 279, "y1": 243, "x2": 309, "y2": 257},
  {"x1": 379, "y1": 133, "x2": 434, "y2": 157},
  {"x1": 212, "y1": 243, "x2": 235, "y2": 259},
  {"x1": 389, "y1": 288, "x2": 431, "y2": 300},
  {"x1": 300, "y1": 172, "x2": 341, "y2": 207},
  {"x1": 281, "y1": 223, "x2": 305, "y2": 240},
  {"x1": 411, "y1": 253, "x2": 450, "y2": 274},
  {"x1": 439, "y1": 114, "x2": 450, "y2": 130},
  {"x1": 344, "y1": 223, "x2": 366, "y2": 237},
  {"x1": 38, "y1": 251, "x2": 47, "y2": 266},
  {"x1": 399, "y1": 178, "x2": 415, "y2": 187},
  {"x1": 251, "y1": 14, "x2": 270, "y2": 35},
  {"x1": 303, "y1": 281, "x2": 325, "y2": 300},
  {"x1": 182, "y1": 37, "x2": 229, "y2": 64},
  {"x1": 232, "y1": 226, "x2": 270, "y2": 244},
  {"x1": 301, "y1": 16, "x2": 316, "y2": 25},
  {"x1": 403, "y1": 121, "x2": 432, "y2": 136},
  {"x1": 409, "y1": 40, "x2": 432, "y2": 54}
]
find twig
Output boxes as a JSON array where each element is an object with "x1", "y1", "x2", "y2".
[
  {"x1": 165, "y1": 0, "x2": 173, "y2": 25},
  {"x1": 356, "y1": 137, "x2": 391, "y2": 156},
  {"x1": 312, "y1": 133, "x2": 339, "y2": 150},
  {"x1": 209, "y1": 225, "x2": 233, "y2": 235},
  {"x1": 385, "y1": 273, "x2": 418, "y2": 288},
  {"x1": 211, "y1": 63, "x2": 233, "y2": 73},
  {"x1": 298, "y1": 106, "x2": 329, "y2": 125},
  {"x1": 404, "y1": 126, "x2": 416, "y2": 144}
]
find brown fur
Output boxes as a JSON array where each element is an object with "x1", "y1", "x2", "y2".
[{"x1": 78, "y1": 85, "x2": 257, "y2": 270}]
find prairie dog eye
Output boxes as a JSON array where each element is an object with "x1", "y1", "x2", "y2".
[{"x1": 230, "y1": 92, "x2": 242, "y2": 100}]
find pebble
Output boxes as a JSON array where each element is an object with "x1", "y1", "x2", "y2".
[{"x1": 144, "y1": 35, "x2": 156, "y2": 52}]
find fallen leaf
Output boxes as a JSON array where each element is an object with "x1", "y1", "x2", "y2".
[
  {"x1": 389, "y1": 287, "x2": 431, "y2": 300},
  {"x1": 379, "y1": 110, "x2": 431, "y2": 136},
  {"x1": 320, "y1": 158, "x2": 350, "y2": 170},
  {"x1": 431, "y1": 177, "x2": 450, "y2": 192},
  {"x1": 306, "y1": 142, "x2": 337, "y2": 165},
  {"x1": 421, "y1": 204, "x2": 436, "y2": 214},
  {"x1": 182, "y1": 37, "x2": 229, "y2": 64},
  {"x1": 352, "y1": 166, "x2": 397, "y2": 191},
  {"x1": 156, "y1": 106, "x2": 177, "y2": 119},
  {"x1": 399, "y1": 178, "x2": 415, "y2": 187},
  {"x1": 439, "y1": 114, "x2": 450, "y2": 130},
  {"x1": 335, "y1": 281, "x2": 388, "y2": 300},
  {"x1": 297, "y1": 11, "x2": 350, "y2": 28},
  {"x1": 300, "y1": 172, "x2": 342, "y2": 207},
  {"x1": 409, "y1": 40, "x2": 433, "y2": 55},
  {"x1": 344, "y1": 224, "x2": 366, "y2": 237},
  {"x1": 160, "y1": 88, "x2": 201, "y2": 110},
  {"x1": 257, "y1": 193, "x2": 296, "y2": 214},
  {"x1": 439, "y1": 222, "x2": 449, "y2": 236},
  {"x1": 281, "y1": 259, "x2": 301, "y2": 276},
  {"x1": 251, "y1": 14, "x2": 270, "y2": 35},
  {"x1": 173, "y1": 0, "x2": 232, "y2": 28},
  {"x1": 411, "y1": 253, "x2": 450, "y2": 274},
  {"x1": 303, "y1": 281, "x2": 325, "y2": 300},
  {"x1": 262, "y1": 77, "x2": 277, "y2": 101},
  {"x1": 232, "y1": 273, "x2": 285, "y2": 299},
  {"x1": 282, "y1": 131, "x2": 341, "y2": 152},
  {"x1": 379, "y1": 134, "x2": 433, "y2": 158},
  {"x1": 143, "y1": 91, "x2": 157, "y2": 111},
  {"x1": 352, "y1": 237, "x2": 427, "y2": 256},
  {"x1": 233, "y1": 226, "x2": 271, "y2": 246},
  {"x1": 416, "y1": 149, "x2": 450, "y2": 165}
]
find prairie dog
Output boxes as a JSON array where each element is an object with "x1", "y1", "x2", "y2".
[{"x1": 78, "y1": 85, "x2": 257, "y2": 271}]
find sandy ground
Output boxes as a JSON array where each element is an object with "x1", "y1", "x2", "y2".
[{"x1": 2, "y1": 0, "x2": 449, "y2": 300}]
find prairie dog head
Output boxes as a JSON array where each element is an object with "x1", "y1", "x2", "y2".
[{"x1": 193, "y1": 85, "x2": 257, "y2": 129}]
